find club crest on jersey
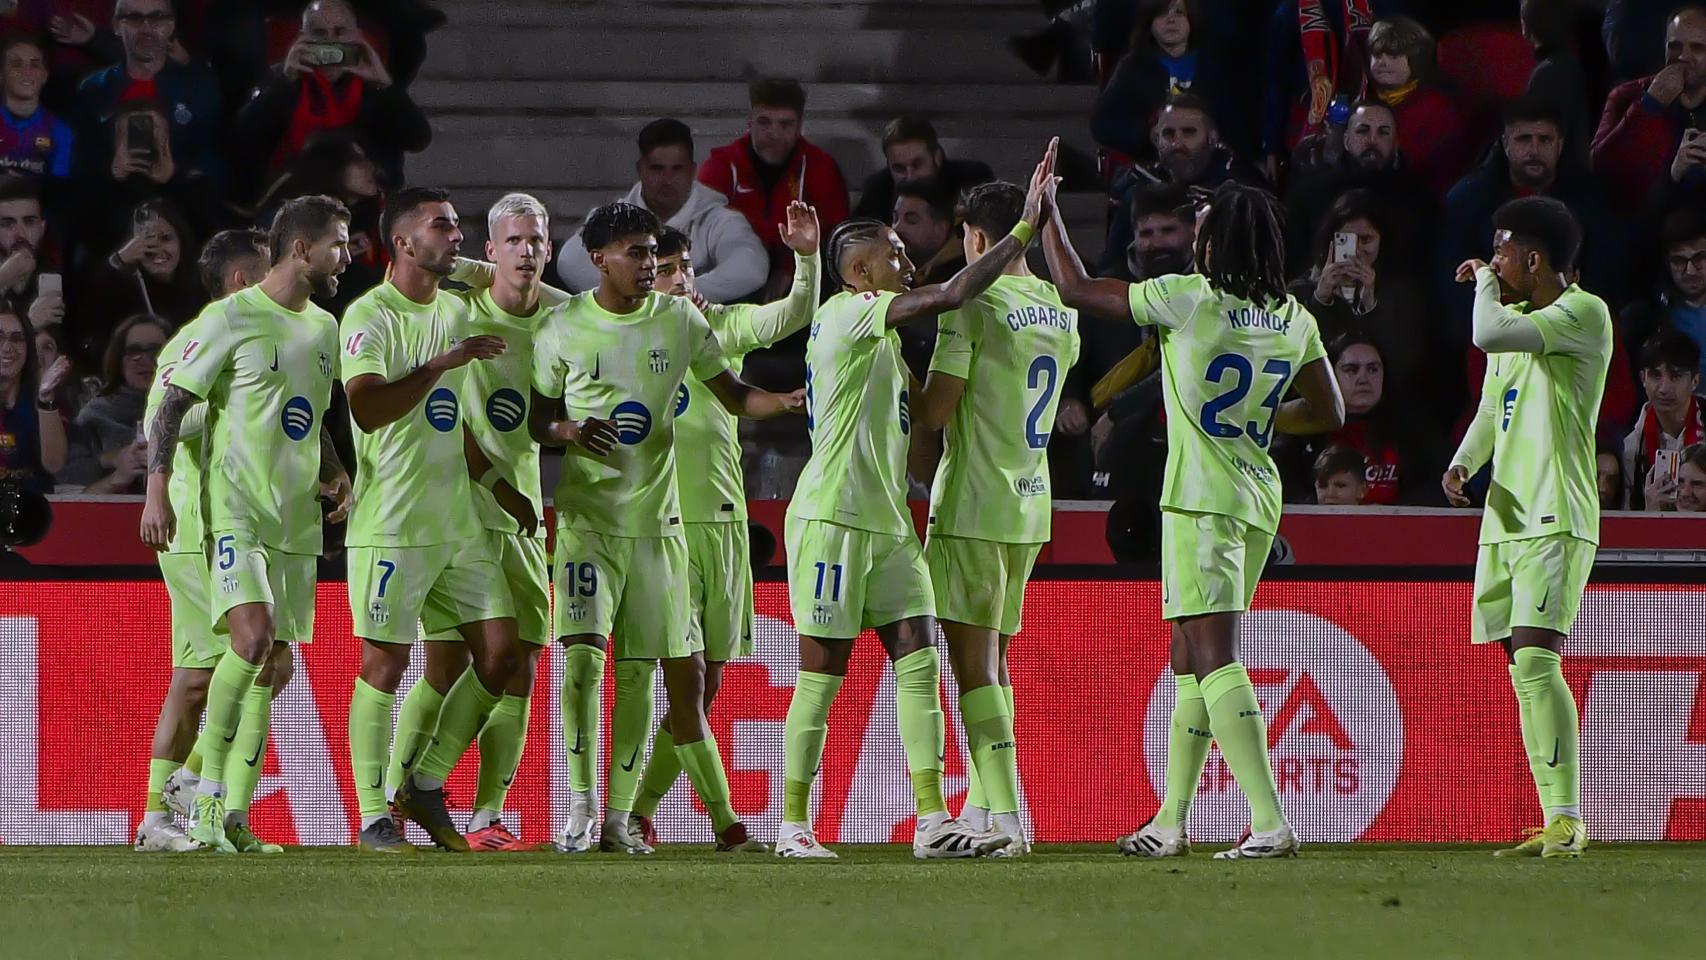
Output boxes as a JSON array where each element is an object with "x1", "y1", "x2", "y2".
[
  {"x1": 425, "y1": 387, "x2": 459, "y2": 432},
  {"x1": 1502, "y1": 388, "x2": 1518, "y2": 431},
  {"x1": 610, "y1": 400, "x2": 653, "y2": 444},
  {"x1": 674, "y1": 383, "x2": 690, "y2": 417},
  {"x1": 319, "y1": 351, "x2": 332, "y2": 378},
  {"x1": 648, "y1": 349, "x2": 670, "y2": 374},
  {"x1": 368, "y1": 600, "x2": 389, "y2": 626},
  {"x1": 486, "y1": 388, "x2": 526, "y2": 432},
  {"x1": 564, "y1": 599, "x2": 588, "y2": 622},
  {"x1": 279, "y1": 396, "x2": 314, "y2": 441},
  {"x1": 812, "y1": 603, "x2": 833, "y2": 625},
  {"x1": 345, "y1": 332, "x2": 365, "y2": 356}
]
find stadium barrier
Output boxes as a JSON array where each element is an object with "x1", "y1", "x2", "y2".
[{"x1": 1, "y1": 570, "x2": 1702, "y2": 846}]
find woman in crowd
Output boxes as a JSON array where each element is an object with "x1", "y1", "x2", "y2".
[
  {"x1": 57, "y1": 314, "x2": 168, "y2": 494},
  {"x1": 251, "y1": 132, "x2": 386, "y2": 315},
  {"x1": 1092, "y1": 0, "x2": 1239, "y2": 164},
  {"x1": 71, "y1": 199, "x2": 206, "y2": 365},
  {"x1": 32, "y1": 321, "x2": 96, "y2": 418},
  {"x1": 1676, "y1": 443, "x2": 1706, "y2": 512},
  {"x1": 1366, "y1": 16, "x2": 1472, "y2": 197},
  {"x1": 0, "y1": 306, "x2": 69, "y2": 494}
]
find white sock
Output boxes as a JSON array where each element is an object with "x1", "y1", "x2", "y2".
[
  {"x1": 779, "y1": 820, "x2": 812, "y2": 839},
  {"x1": 993, "y1": 811, "x2": 1024, "y2": 838},
  {"x1": 360, "y1": 813, "x2": 390, "y2": 831},
  {"x1": 412, "y1": 772, "x2": 445, "y2": 791},
  {"x1": 469, "y1": 809, "x2": 498, "y2": 832},
  {"x1": 960, "y1": 803, "x2": 990, "y2": 831},
  {"x1": 172, "y1": 766, "x2": 200, "y2": 788},
  {"x1": 224, "y1": 810, "x2": 249, "y2": 829},
  {"x1": 570, "y1": 789, "x2": 595, "y2": 812},
  {"x1": 1550, "y1": 805, "x2": 1582, "y2": 820},
  {"x1": 140, "y1": 811, "x2": 172, "y2": 830},
  {"x1": 917, "y1": 811, "x2": 949, "y2": 832},
  {"x1": 196, "y1": 778, "x2": 225, "y2": 799}
]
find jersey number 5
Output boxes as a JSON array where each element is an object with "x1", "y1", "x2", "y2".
[{"x1": 1198, "y1": 354, "x2": 1292, "y2": 449}]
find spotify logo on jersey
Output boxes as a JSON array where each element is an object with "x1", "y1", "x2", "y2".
[
  {"x1": 425, "y1": 387, "x2": 459, "y2": 432},
  {"x1": 487, "y1": 388, "x2": 526, "y2": 432},
  {"x1": 675, "y1": 383, "x2": 690, "y2": 417},
  {"x1": 610, "y1": 400, "x2": 653, "y2": 444},
  {"x1": 280, "y1": 396, "x2": 315, "y2": 440}
]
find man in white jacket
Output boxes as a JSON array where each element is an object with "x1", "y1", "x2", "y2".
[{"x1": 556, "y1": 119, "x2": 768, "y2": 303}]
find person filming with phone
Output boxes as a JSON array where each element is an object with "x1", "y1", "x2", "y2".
[
  {"x1": 231, "y1": 0, "x2": 430, "y2": 205},
  {"x1": 1623, "y1": 329, "x2": 1705, "y2": 510}
]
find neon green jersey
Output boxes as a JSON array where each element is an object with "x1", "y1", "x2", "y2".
[
  {"x1": 676, "y1": 252, "x2": 820, "y2": 523},
  {"x1": 787, "y1": 290, "x2": 913, "y2": 537},
  {"x1": 532, "y1": 290, "x2": 729, "y2": 537},
  {"x1": 340, "y1": 282, "x2": 480, "y2": 548},
  {"x1": 146, "y1": 321, "x2": 211, "y2": 555},
  {"x1": 1129, "y1": 274, "x2": 1326, "y2": 534},
  {"x1": 458, "y1": 287, "x2": 559, "y2": 538},
  {"x1": 1456, "y1": 284, "x2": 1611, "y2": 545},
  {"x1": 927, "y1": 274, "x2": 1081, "y2": 544},
  {"x1": 165, "y1": 285, "x2": 339, "y2": 555}
]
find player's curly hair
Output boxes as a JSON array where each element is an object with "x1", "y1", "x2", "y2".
[
  {"x1": 1195, "y1": 180, "x2": 1288, "y2": 308},
  {"x1": 581, "y1": 202, "x2": 660, "y2": 252},
  {"x1": 827, "y1": 217, "x2": 889, "y2": 290},
  {"x1": 655, "y1": 225, "x2": 692, "y2": 259},
  {"x1": 1491, "y1": 196, "x2": 1581, "y2": 274}
]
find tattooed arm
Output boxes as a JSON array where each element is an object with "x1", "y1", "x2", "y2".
[{"x1": 139, "y1": 384, "x2": 197, "y2": 550}]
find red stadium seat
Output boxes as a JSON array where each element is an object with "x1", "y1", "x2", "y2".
[{"x1": 1435, "y1": 22, "x2": 1537, "y2": 105}]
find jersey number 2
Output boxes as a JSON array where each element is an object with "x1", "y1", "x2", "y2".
[
  {"x1": 1198, "y1": 354, "x2": 1292, "y2": 449},
  {"x1": 1025, "y1": 356, "x2": 1058, "y2": 450}
]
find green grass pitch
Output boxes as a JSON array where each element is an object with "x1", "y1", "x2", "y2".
[{"x1": 5, "y1": 844, "x2": 1703, "y2": 959}]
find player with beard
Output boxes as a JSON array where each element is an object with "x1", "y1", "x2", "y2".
[
  {"x1": 341, "y1": 187, "x2": 528, "y2": 853},
  {"x1": 140, "y1": 196, "x2": 356, "y2": 853}
]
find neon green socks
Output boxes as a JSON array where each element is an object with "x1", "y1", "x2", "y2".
[
  {"x1": 415, "y1": 669, "x2": 503, "y2": 784},
  {"x1": 1514, "y1": 647, "x2": 1580, "y2": 817},
  {"x1": 1509, "y1": 663, "x2": 1552, "y2": 817},
  {"x1": 958, "y1": 684, "x2": 1019, "y2": 815},
  {"x1": 1157, "y1": 673, "x2": 1213, "y2": 828},
  {"x1": 225, "y1": 682, "x2": 273, "y2": 815},
  {"x1": 349, "y1": 678, "x2": 396, "y2": 820},
  {"x1": 385, "y1": 679, "x2": 446, "y2": 798},
  {"x1": 146, "y1": 758, "x2": 181, "y2": 813},
  {"x1": 562, "y1": 645, "x2": 605, "y2": 796},
  {"x1": 634, "y1": 722, "x2": 682, "y2": 818},
  {"x1": 606, "y1": 659, "x2": 656, "y2": 814},
  {"x1": 676, "y1": 736, "x2": 738, "y2": 832},
  {"x1": 1200, "y1": 662, "x2": 1285, "y2": 834},
  {"x1": 193, "y1": 651, "x2": 262, "y2": 792},
  {"x1": 894, "y1": 648, "x2": 947, "y2": 817},
  {"x1": 473, "y1": 694, "x2": 530, "y2": 816},
  {"x1": 782, "y1": 671, "x2": 843, "y2": 822}
]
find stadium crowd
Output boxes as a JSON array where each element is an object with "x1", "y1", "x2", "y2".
[{"x1": 2, "y1": 0, "x2": 1705, "y2": 525}]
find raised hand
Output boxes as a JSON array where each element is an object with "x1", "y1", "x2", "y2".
[
  {"x1": 1455, "y1": 259, "x2": 1488, "y2": 284},
  {"x1": 780, "y1": 201, "x2": 820, "y2": 254},
  {"x1": 1023, "y1": 136, "x2": 1060, "y2": 230}
]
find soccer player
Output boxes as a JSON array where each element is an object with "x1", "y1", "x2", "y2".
[
  {"x1": 529, "y1": 201, "x2": 802, "y2": 855},
  {"x1": 910, "y1": 181, "x2": 1080, "y2": 858},
  {"x1": 1042, "y1": 179, "x2": 1345, "y2": 860},
  {"x1": 628, "y1": 203, "x2": 822, "y2": 845},
  {"x1": 394, "y1": 192, "x2": 561, "y2": 852},
  {"x1": 138, "y1": 228, "x2": 288, "y2": 854},
  {"x1": 341, "y1": 187, "x2": 529, "y2": 854},
  {"x1": 1443, "y1": 196, "x2": 1609, "y2": 859},
  {"x1": 774, "y1": 139, "x2": 1057, "y2": 861},
  {"x1": 140, "y1": 196, "x2": 356, "y2": 854}
]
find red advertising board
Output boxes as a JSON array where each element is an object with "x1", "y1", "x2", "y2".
[{"x1": 1, "y1": 578, "x2": 1702, "y2": 845}]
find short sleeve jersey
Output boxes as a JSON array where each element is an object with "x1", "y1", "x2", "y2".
[
  {"x1": 1477, "y1": 285, "x2": 1612, "y2": 545},
  {"x1": 787, "y1": 290, "x2": 913, "y2": 537},
  {"x1": 459, "y1": 288, "x2": 549, "y2": 537},
  {"x1": 1129, "y1": 274, "x2": 1326, "y2": 534},
  {"x1": 532, "y1": 291, "x2": 728, "y2": 537},
  {"x1": 340, "y1": 282, "x2": 480, "y2": 548},
  {"x1": 146, "y1": 322, "x2": 209, "y2": 555},
  {"x1": 165, "y1": 286, "x2": 339, "y2": 555},
  {"x1": 927, "y1": 275, "x2": 1080, "y2": 544}
]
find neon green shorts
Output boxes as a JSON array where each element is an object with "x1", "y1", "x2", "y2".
[
  {"x1": 554, "y1": 527, "x2": 692, "y2": 660},
  {"x1": 347, "y1": 541, "x2": 514, "y2": 644},
  {"x1": 422, "y1": 530, "x2": 549, "y2": 646},
  {"x1": 1471, "y1": 534, "x2": 1595, "y2": 644},
  {"x1": 925, "y1": 535, "x2": 1042, "y2": 636},
  {"x1": 785, "y1": 517, "x2": 934, "y2": 641},
  {"x1": 1159, "y1": 509, "x2": 1274, "y2": 621},
  {"x1": 161, "y1": 550, "x2": 226, "y2": 669},
  {"x1": 686, "y1": 521, "x2": 754, "y2": 661},
  {"x1": 209, "y1": 531, "x2": 317, "y2": 643}
]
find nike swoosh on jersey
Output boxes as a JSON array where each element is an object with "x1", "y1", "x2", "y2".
[
  {"x1": 269, "y1": 348, "x2": 279, "y2": 372},
  {"x1": 590, "y1": 354, "x2": 600, "y2": 380}
]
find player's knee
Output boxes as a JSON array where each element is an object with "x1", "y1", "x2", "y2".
[
  {"x1": 358, "y1": 642, "x2": 410, "y2": 692},
  {"x1": 174, "y1": 669, "x2": 211, "y2": 710},
  {"x1": 266, "y1": 645, "x2": 296, "y2": 691},
  {"x1": 702, "y1": 666, "x2": 723, "y2": 706}
]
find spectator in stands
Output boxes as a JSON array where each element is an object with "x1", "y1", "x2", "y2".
[
  {"x1": 698, "y1": 78, "x2": 850, "y2": 298},
  {"x1": 1593, "y1": 6, "x2": 1706, "y2": 209},
  {"x1": 57, "y1": 312, "x2": 166, "y2": 493},
  {"x1": 1596, "y1": 437, "x2": 1627, "y2": 510},
  {"x1": 1605, "y1": 0, "x2": 1686, "y2": 82},
  {"x1": 1101, "y1": 180, "x2": 1196, "y2": 282},
  {"x1": 1624, "y1": 328, "x2": 1705, "y2": 508},
  {"x1": 1091, "y1": 0, "x2": 1240, "y2": 166},
  {"x1": 1439, "y1": 99, "x2": 1628, "y2": 344},
  {"x1": 1623, "y1": 205, "x2": 1706, "y2": 363},
  {"x1": 0, "y1": 37, "x2": 73, "y2": 186},
  {"x1": 562, "y1": 118, "x2": 766, "y2": 303},
  {"x1": 1291, "y1": 189, "x2": 1439, "y2": 411},
  {"x1": 1676, "y1": 441, "x2": 1706, "y2": 509},
  {"x1": 0, "y1": 177, "x2": 53, "y2": 323},
  {"x1": 230, "y1": 0, "x2": 430, "y2": 204},
  {"x1": 1312, "y1": 444, "x2": 1370, "y2": 505},
  {"x1": 1283, "y1": 99, "x2": 1434, "y2": 274},
  {"x1": 31, "y1": 320, "x2": 92, "y2": 417},
  {"x1": 852, "y1": 114, "x2": 994, "y2": 222},
  {"x1": 0, "y1": 304, "x2": 68, "y2": 494},
  {"x1": 72, "y1": 198, "x2": 204, "y2": 360},
  {"x1": 251, "y1": 132, "x2": 384, "y2": 315},
  {"x1": 1522, "y1": 0, "x2": 1592, "y2": 166},
  {"x1": 892, "y1": 179, "x2": 963, "y2": 286},
  {"x1": 1365, "y1": 17, "x2": 1472, "y2": 199}
]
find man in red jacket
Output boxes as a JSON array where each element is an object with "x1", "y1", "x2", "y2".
[
  {"x1": 698, "y1": 77, "x2": 849, "y2": 298},
  {"x1": 1591, "y1": 6, "x2": 1706, "y2": 208}
]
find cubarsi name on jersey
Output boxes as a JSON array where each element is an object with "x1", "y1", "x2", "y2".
[
  {"x1": 1225, "y1": 307, "x2": 1291, "y2": 333},
  {"x1": 1005, "y1": 305, "x2": 1072, "y2": 332}
]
